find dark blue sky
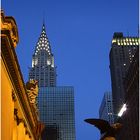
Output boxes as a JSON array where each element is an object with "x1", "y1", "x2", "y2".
[{"x1": 2, "y1": 0, "x2": 138, "y2": 139}]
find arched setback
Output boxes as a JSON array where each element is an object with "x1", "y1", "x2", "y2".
[
  {"x1": 17, "y1": 122, "x2": 26, "y2": 140},
  {"x1": 1, "y1": 60, "x2": 15, "y2": 140}
]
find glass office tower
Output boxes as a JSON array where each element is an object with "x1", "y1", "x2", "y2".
[
  {"x1": 38, "y1": 87, "x2": 75, "y2": 140},
  {"x1": 99, "y1": 91, "x2": 114, "y2": 124}
]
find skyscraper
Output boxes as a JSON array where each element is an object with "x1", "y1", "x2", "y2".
[
  {"x1": 29, "y1": 24, "x2": 75, "y2": 140},
  {"x1": 29, "y1": 24, "x2": 56, "y2": 87},
  {"x1": 109, "y1": 32, "x2": 139, "y2": 118},
  {"x1": 117, "y1": 48, "x2": 139, "y2": 140},
  {"x1": 99, "y1": 91, "x2": 114, "y2": 124},
  {"x1": 38, "y1": 87, "x2": 75, "y2": 140}
]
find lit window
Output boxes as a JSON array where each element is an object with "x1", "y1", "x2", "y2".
[{"x1": 112, "y1": 39, "x2": 116, "y2": 43}]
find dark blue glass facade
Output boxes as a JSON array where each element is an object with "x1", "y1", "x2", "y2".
[{"x1": 38, "y1": 87, "x2": 76, "y2": 140}]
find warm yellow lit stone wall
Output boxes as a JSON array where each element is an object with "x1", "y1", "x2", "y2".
[
  {"x1": 1, "y1": 10, "x2": 41, "y2": 140},
  {"x1": 1, "y1": 60, "x2": 32, "y2": 140},
  {"x1": 1, "y1": 60, "x2": 15, "y2": 139}
]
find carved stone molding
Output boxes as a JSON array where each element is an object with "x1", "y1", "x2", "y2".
[
  {"x1": 1, "y1": 10, "x2": 19, "y2": 48},
  {"x1": 25, "y1": 130, "x2": 31, "y2": 138},
  {"x1": 14, "y1": 108, "x2": 21, "y2": 125},
  {"x1": 12, "y1": 90, "x2": 17, "y2": 102},
  {"x1": 14, "y1": 108, "x2": 24, "y2": 125},
  {"x1": 14, "y1": 108, "x2": 32, "y2": 138}
]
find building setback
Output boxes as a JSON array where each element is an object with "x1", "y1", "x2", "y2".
[
  {"x1": 117, "y1": 48, "x2": 139, "y2": 140},
  {"x1": 99, "y1": 91, "x2": 114, "y2": 124},
  {"x1": 109, "y1": 32, "x2": 139, "y2": 118},
  {"x1": 29, "y1": 24, "x2": 76, "y2": 140}
]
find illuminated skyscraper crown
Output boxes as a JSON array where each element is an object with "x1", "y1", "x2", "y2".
[
  {"x1": 34, "y1": 24, "x2": 51, "y2": 56},
  {"x1": 29, "y1": 23, "x2": 56, "y2": 87}
]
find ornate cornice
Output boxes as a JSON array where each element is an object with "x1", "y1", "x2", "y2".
[{"x1": 1, "y1": 10, "x2": 19, "y2": 48}]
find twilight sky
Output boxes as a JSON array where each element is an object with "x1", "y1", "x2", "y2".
[{"x1": 2, "y1": 0, "x2": 138, "y2": 140}]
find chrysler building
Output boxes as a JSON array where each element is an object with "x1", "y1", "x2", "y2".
[{"x1": 29, "y1": 24, "x2": 56, "y2": 87}]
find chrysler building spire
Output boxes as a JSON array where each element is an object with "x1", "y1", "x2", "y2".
[
  {"x1": 34, "y1": 24, "x2": 51, "y2": 56},
  {"x1": 29, "y1": 23, "x2": 56, "y2": 87}
]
